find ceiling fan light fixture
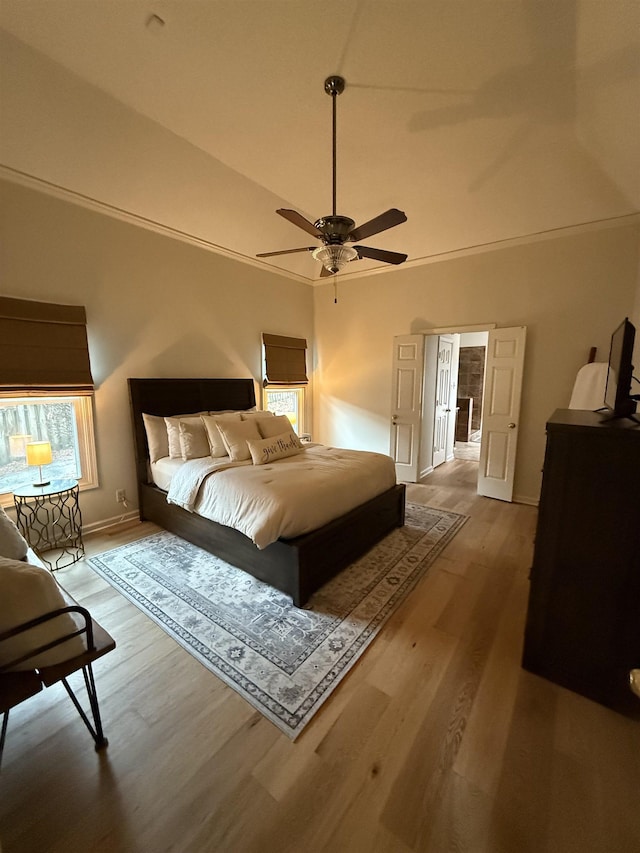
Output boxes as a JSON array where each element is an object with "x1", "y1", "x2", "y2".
[
  {"x1": 257, "y1": 75, "x2": 407, "y2": 283},
  {"x1": 312, "y1": 244, "x2": 358, "y2": 274}
]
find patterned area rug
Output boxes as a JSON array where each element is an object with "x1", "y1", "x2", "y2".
[{"x1": 88, "y1": 502, "x2": 467, "y2": 738}]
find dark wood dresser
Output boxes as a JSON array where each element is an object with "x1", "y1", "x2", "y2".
[{"x1": 522, "y1": 409, "x2": 640, "y2": 715}]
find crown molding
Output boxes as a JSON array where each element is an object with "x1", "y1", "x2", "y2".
[
  {"x1": 2, "y1": 165, "x2": 638, "y2": 287},
  {"x1": 321, "y1": 210, "x2": 640, "y2": 283},
  {"x1": 0, "y1": 165, "x2": 313, "y2": 285}
]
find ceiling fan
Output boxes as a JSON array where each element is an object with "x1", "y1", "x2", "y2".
[{"x1": 257, "y1": 76, "x2": 408, "y2": 284}]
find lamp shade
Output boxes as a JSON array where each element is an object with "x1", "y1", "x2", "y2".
[{"x1": 26, "y1": 441, "x2": 52, "y2": 467}]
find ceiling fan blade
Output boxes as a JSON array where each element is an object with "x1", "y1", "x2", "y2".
[
  {"x1": 276, "y1": 209, "x2": 322, "y2": 238},
  {"x1": 256, "y1": 247, "x2": 315, "y2": 258},
  {"x1": 348, "y1": 208, "x2": 407, "y2": 242},
  {"x1": 354, "y1": 245, "x2": 408, "y2": 265}
]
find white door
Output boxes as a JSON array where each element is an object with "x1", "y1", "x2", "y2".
[
  {"x1": 477, "y1": 326, "x2": 526, "y2": 501},
  {"x1": 444, "y1": 336, "x2": 459, "y2": 462},
  {"x1": 390, "y1": 334, "x2": 425, "y2": 482},
  {"x1": 433, "y1": 336, "x2": 454, "y2": 468}
]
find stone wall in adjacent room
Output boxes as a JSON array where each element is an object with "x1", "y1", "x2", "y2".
[{"x1": 458, "y1": 346, "x2": 486, "y2": 435}]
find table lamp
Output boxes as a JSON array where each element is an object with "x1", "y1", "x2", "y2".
[{"x1": 26, "y1": 440, "x2": 52, "y2": 487}]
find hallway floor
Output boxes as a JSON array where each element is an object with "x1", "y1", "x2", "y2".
[{"x1": 453, "y1": 440, "x2": 481, "y2": 461}]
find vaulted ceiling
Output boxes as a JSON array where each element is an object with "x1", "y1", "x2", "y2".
[{"x1": 1, "y1": 1, "x2": 639, "y2": 283}]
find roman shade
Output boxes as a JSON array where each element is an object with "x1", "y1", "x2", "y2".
[
  {"x1": 0, "y1": 297, "x2": 94, "y2": 392},
  {"x1": 262, "y1": 334, "x2": 308, "y2": 386}
]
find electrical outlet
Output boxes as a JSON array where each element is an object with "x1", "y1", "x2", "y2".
[{"x1": 116, "y1": 489, "x2": 126, "y2": 503}]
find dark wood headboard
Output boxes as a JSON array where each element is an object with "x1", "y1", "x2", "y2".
[{"x1": 128, "y1": 377, "x2": 256, "y2": 486}]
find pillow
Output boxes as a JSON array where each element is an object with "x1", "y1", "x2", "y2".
[
  {"x1": 0, "y1": 557, "x2": 86, "y2": 670},
  {"x1": 164, "y1": 413, "x2": 207, "y2": 459},
  {"x1": 215, "y1": 418, "x2": 262, "y2": 462},
  {"x1": 178, "y1": 418, "x2": 210, "y2": 460},
  {"x1": 142, "y1": 413, "x2": 169, "y2": 463},
  {"x1": 247, "y1": 432, "x2": 304, "y2": 465},
  {"x1": 240, "y1": 410, "x2": 274, "y2": 419},
  {"x1": 257, "y1": 414, "x2": 296, "y2": 439},
  {"x1": 0, "y1": 507, "x2": 28, "y2": 560},
  {"x1": 201, "y1": 413, "x2": 242, "y2": 458},
  {"x1": 209, "y1": 408, "x2": 257, "y2": 415}
]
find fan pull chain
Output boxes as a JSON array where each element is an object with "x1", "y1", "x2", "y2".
[{"x1": 334, "y1": 278, "x2": 338, "y2": 304}]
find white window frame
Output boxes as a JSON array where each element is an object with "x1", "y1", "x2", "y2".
[
  {"x1": 0, "y1": 392, "x2": 99, "y2": 508},
  {"x1": 262, "y1": 385, "x2": 307, "y2": 435}
]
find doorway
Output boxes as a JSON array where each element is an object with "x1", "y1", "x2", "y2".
[
  {"x1": 452, "y1": 331, "x2": 489, "y2": 464},
  {"x1": 391, "y1": 325, "x2": 526, "y2": 502},
  {"x1": 416, "y1": 328, "x2": 489, "y2": 478}
]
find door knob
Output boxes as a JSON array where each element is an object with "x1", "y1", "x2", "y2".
[
  {"x1": 392, "y1": 415, "x2": 398, "y2": 422},
  {"x1": 508, "y1": 422, "x2": 516, "y2": 429}
]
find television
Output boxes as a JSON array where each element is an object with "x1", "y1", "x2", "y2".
[{"x1": 603, "y1": 317, "x2": 637, "y2": 420}]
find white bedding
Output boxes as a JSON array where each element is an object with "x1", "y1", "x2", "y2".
[
  {"x1": 151, "y1": 457, "x2": 187, "y2": 492},
  {"x1": 161, "y1": 445, "x2": 396, "y2": 550}
]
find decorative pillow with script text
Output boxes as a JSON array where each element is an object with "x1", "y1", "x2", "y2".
[{"x1": 246, "y1": 431, "x2": 303, "y2": 465}]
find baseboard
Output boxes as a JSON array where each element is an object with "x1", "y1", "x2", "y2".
[
  {"x1": 83, "y1": 509, "x2": 140, "y2": 536},
  {"x1": 419, "y1": 465, "x2": 434, "y2": 480},
  {"x1": 513, "y1": 493, "x2": 539, "y2": 507}
]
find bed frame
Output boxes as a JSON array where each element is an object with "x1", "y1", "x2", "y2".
[{"x1": 128, "y1": 378, "x2": 406, "y2": 606}]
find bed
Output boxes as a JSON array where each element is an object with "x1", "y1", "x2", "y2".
[{"x1": 128, "y1": 378, "x2": 406, "y2": 606}]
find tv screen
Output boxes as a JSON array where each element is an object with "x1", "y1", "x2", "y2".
[{"x1": 603, "y1": 317, "x2": 636, "y2": 418}]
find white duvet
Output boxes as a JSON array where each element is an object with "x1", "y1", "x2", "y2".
[{"x1": 165, "y1": 445, "x2": 396, "y2": 549}]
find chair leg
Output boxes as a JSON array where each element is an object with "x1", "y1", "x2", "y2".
[
  {"x1": 61, "y1": 663, "x2": 108, "y2": 751},
  {"x1": 0, "y1": 710, "x2": 9, "y2": 769}
]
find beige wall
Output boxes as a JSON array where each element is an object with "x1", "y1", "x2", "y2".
[
  {"x1": 313, "y1": 223, "x2": 640, "y2": 504},
  {"x1": 2, "y1": 179, "x2": 638, "y2": 523},
  {"x1": 0, "y1": 180, "x2": 314, "y2": 529}
]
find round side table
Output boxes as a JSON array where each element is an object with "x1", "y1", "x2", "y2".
[{"x1": 13, "y1": 478, "x2": 84, "y2": 571}]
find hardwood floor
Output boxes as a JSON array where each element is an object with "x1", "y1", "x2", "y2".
[{"x1": 2, "y1": 459, "x2": 639, "y2": 852}]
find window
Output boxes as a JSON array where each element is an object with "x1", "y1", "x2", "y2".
[
  {"x1": 0, "y1": 296, "x2": 98, "y2": 506},
  {"x1": 261, "y1": 333, "x2": 309, "y2": 435},
  {"x1": 0, "y1": 394, "x2": 98, "y2": 506},
  {"x1": 263, "y1": 386, "x2": 306, "y2": 434},
  {"x1": 262, "y1": 334, "x2": 308, "y2": 385}
]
